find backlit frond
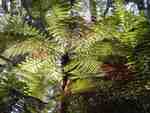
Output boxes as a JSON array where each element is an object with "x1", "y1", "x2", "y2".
[
  {"x1": 14, "y1": 56, "x2": 62, "y2": 101},
  {"x1": 2, "y1": 38, "x2": 46, "y2": 58},
  {"x1": 45, "y1": 2, "x2": 70, "y2": 40}
]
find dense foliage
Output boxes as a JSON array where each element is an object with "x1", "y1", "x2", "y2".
[{"x1": 0, "y1": 0, "x2": 150, "y2": 113}]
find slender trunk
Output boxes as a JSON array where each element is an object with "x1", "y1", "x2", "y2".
[
  {"x1": 2, "y1": 0, "x2": 10, "y2": 12},
  {"x1": 82, "y1": 0, "x2": 92, "y2": 23},
  {"x1": 59, "y1": 53, "x2": 70, "y2": 113},
  {"x1": 143, "y1": 0, "x2": 150, "y2": 22},
  {"x1": 104, "y1": 0, "x2": 111, "y2": 17},
  {"x1": 146, "y1": 0, "x2": 150, "y2": 20},
  {"x1": 60, "y1": 76, "x2": 68, "y2": 113},
  {"x1": 91, "y1": 0, "x2": 97, "y2": 17}
]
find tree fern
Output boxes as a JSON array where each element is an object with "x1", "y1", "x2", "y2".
[{"x1": 0, "y1": 1, "x2": 150, "y2": 113}]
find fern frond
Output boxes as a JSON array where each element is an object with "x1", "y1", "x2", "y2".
[
  {"x1": 112, "y1": 0, "x2": 149, "y2": 47},
  {"x1": 66, "y1": 39, "x2": 132, "y2": 79},
  {"x1": 0, "y1": 14, "x2": 11, "y2": 31},
  {"x1": 14, "y1": 56, "x2": 62, "y2": 100},
  {"x1": 0, "y1": 72, "x2": 29, "y2": 103},
  {"x1": 133, "y1": 30, "x2": 150, "y2": 78},
  {"x1": 0, "y1": 15, "x2": 40, "y2": 37},
  {"x1": 115, "y1": 12, "x2": 149, "y2": 47},
  {"x1": 64, "y1": 56, "x2": 101, "y2": 77},
  {"x1": 114, "y1": 0, "x2": 127, "y2": 31},
  {"x1": 31, "y1": 0, "x2": 51, "y2": 17},
  {"x1": 0, "y1": 14, "x2": 46, "y2": 57},
  {"x1": 45, "y1": 2, "x2": 71, "y2": 40},
  {"x1": 2, "y1": 38, "x2": 46, "y2": 58},
  {"x1": 75, "y1": 40, "x2": 131, "y2": 61},
  {"x1": 71, "y1": 0, "x2": 83, "y2": 14}
]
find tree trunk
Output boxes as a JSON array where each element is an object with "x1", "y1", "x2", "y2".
[
  {"x1": 103, "y1": 0, "x2": 111, "y2": 16},
  {"x1": 146, "y1": 0, "x2": 150, "y2": 21},
  {"x1": 91, "y1": 0, "x2": 97, "y2": 17},
  {"x1": 82, "y1": 0, "x2": 92, "y2": 23},
  {"x1": 59, "y1": 76, "x2": 68, "y2": 113}
]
